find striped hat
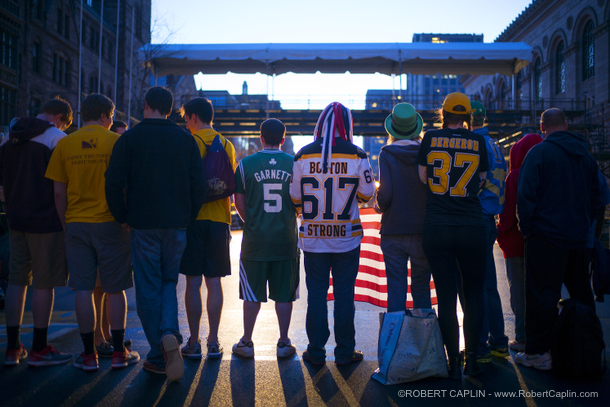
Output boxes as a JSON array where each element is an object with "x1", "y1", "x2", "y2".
[{"x1": 314, "y1": 102, "x2": 353, "y2": 173}]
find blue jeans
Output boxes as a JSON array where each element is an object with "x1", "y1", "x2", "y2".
[
  {"x1": 478, "y1": 217, "x2": 508, "y2": 354},
  {"x1": 505, "y1": 256, "x2": 525, "y2": 343},
  {"x1": 304, "y1": 247, "x2": 360, "y2": 363},
  {"x1": 380, "y1": 234, "x2": 431, "y2": 311},
  {"x1": 131, "y1": 228, "x2": 186, "y2": 367}
]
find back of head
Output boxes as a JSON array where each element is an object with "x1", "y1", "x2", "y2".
[
  {"x1": 470, "y1": 100, "x2": 486, "y2": 128},
  {"x1": 145, "y1": 86, "x2": 173, "y2": 116},
  {"x1": 179, "y1": 97, "x2": 214, "y2": 124},
  {"x1": 110, "y1": 120, "x2": 127, "y2": 133},
  {"x1": 314, "y1": 102, "x2": 353, "y2": 143},
  {"x1": 81, "y1": 94, "x2": 114, "y2": 123},
  {"x1": 42, "y1": 97, "x2": 73, "y2": 128},
  {"x1": 541, "y1": 108, "x2": 566, "y2": 133},
  {"x1": 441, "y1": 92, "x2": 473, "y2": 129},
  {"x1": 260, "y1": 118, "x2": 285, "y2": 146}
]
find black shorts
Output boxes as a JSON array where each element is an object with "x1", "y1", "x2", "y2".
[{"x1": 180, "y1": 220, "x2": 231, "y2": 278}]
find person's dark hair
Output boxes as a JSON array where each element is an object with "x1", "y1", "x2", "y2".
[
  {"x1": 438, "y1": 108, "x2": 471, "y2": 130},
  {"x1": 471, "y1": 114, "x2": 485, "y2": 128},
  {"x1": 42, "y1": 97, "x2": 73, "y2": 128},
  {"x1": 145, "y1": 86, "x2": 173, "y2": 116},
  {"x1": 110, "y1": 120, "x2": 127, "y2": 132},
  {"x1": 541, "y1": 108, "x2": 566, "y2": 130},
  {"x1": 260, "y1": 118, "x2": 285, "y2": 146},
  {"x1": 81, "y1": 94, "x2": 114, "y2": 122},
  {"x1": 179, "y1": 97, "x2": 214, "y2": 124}
]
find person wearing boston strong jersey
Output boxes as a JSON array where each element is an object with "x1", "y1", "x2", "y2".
[
  {"x1": 290, "y1": 102, "x2": 375, "y2": 365},
  {"x1": 416, "y1": 92, "x2": 489, "y2": 379},
  {"x1": 232, "y1": 119, "x2": 299, "y2": 359}
]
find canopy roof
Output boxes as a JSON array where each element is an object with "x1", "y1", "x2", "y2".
[{"x1": 140, "y1": 42, "x2": 533, "y2": 77}]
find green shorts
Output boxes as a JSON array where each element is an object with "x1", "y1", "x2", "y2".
[{"x1": 238, "y1": 257, "x2": 300, "y2": 303}]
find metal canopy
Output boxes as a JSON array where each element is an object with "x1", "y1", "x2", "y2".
[{"x1": 140, "y1": 42, "x2": 533, "y2": 77}]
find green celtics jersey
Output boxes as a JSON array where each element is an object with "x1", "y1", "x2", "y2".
[{"x1": 235, "y1": 149, "x2": 298, "y2": 260}]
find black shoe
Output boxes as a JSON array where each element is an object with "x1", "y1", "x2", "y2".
[
  {"x1": 463, "y1": 352, "x2": 482, "y2": 377},
  {"x1": 447, "y1": 354, "x2": 462, "y2": 379}
]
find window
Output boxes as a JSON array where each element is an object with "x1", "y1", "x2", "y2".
[
  {"x1": 1, "y1": 85, "x2": 17, "y2": 128},
  {"x1": 582, "y1": 20, "x2": 594, "y2": 81},
  {"x1": 81, "y1": 69, "x2": 86, "y2": 93},
  {"x1": 89, "y1": 76, "x2": 99, "y2": 94},
  {"x1": 32, "y1": 0, "x2": 43, "y2": 19},
  {"x1": 534, "y1": 58, "x2": 542, "y2": 102},
  {"x1": 1, "y1": 29, "x2": 18, "y2": 70},
  {"x1": 53, "y1": 53, "x2": 71, "y2": 88},
  {"x1": 33, "y1": 40, "x2": 41, "y2": 73},
  {"x1": 555, "y1": 41, "x2": 566, "y2": 94},
  {"x1": 107, "y1": 41, "x2": 114, "y2": 63},
  {"x1": 106, "y1": 85, "x2": 113, "y2": 99},
  {"x1": 57, "y1": 8, "x2": 63, "y2": 35},
  {"x1": 135, "y1": 5, "x2": 142, "y2": 40},
  {"x1": 89, "y1": 28, "x2": 99, "y2": 50},
  {"x1": 64, "y1": 13, "x2": 70, "y2": 39}
]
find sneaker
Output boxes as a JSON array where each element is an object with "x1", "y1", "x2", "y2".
[
  {"x1": 96, "y1": 341, "x2": 114, "y2": 358},
  {"x1": 302, "y1": 350, "x2": 325, "y2": 365},
  {"x1": 232, "y1": 339, "x2": 254, "y2": 358},
  {"x1": 509, "y1": 340, "x2": 526, "y2": 352},
  {"x1": 73, "y1": 352, "x2": 99, "y2": 372},
  {"x1": 277, "y1": 340, "x2": 296, "y2": 358},
  {"x1": 4, "y1": 344, "x2": 28, "y2": 366},
  {"x1": 207, "y1": 341, "x2": 224, "y2": 359},
  {"x1": 27, "y1": 346, "x2": 73, "y2": 367},
  {"x1": 336, "y1": 350, "x2": 364, "y2": 365},
  {"x1": 514, "y1": 352, "x2": 552, "y2": 370},
  {"x1": 476, "y1": 353, "x2": 492, "y2": 363},
  {"x1": 181, "y1": 337, "x2": 203, "y2": 360},
  {"x1": 143, "y1": 360, "x2": 165, "y2": 375},
  {"x1": 161, "y1": 334, "x2": 184, "y2": 382},
  {"x1": 111, "y1": 349, "x2": 140, "y2": 369},
  {"x1": 491, "y1": 347, "x2": 510, "y2": 358}
]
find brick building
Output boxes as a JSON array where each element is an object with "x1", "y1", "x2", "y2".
[{"x1": 0, "y1": 0, "x2": 152, "y2": 132}]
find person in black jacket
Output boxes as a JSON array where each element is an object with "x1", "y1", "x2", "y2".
[
  {"x1": 105, "y1": 87, "x2": 206, "y2": 382},
  {"x1": 515, "y1": 108, "x2": 601, "y2": 371}
]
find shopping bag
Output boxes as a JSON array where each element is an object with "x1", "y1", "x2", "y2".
[{"x1": 372, "y1": 309, "x2": 448, "y2": 384}]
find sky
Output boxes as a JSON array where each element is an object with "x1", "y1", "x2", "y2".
[{"x1": 151, "y1": 0, "x2": 534, "y2": 111}]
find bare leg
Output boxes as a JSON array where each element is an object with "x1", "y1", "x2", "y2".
[
  {"x1": 32, "y1": 288, "x2": 54, "y2": 329},
  {"x1": 242, "y1": 301, "x2": 261, "y2": 342},
  {"x1": 204, "y1": 277, "x2": 223, "y2": 343},
  {"x1": 75, "y1": 290, "x2": 95, "y2": 333},
  {"x1": 185, "y1": 275, "x2": 203, "y2": 345},
  {"x1": 106, "y1": 291, "x2": 127, "y2": 331},
  {"x1": 275, "y1": 302, "x2": 293, "y2": 343},
  {"x1": 93, "y1": 286, "x2": 107, "y2": 345},
  {"x1": 5, "y1": 284, "x2": 27, "y2": 327}
]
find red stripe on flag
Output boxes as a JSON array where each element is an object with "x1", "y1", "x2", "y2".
[{"x1": 327, "y1": 208, "x2": 437, "y2": 308}]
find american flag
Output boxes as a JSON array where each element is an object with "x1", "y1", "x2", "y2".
[{"x1": 328, "y1": 208, "x2": 438, "y2": 308}]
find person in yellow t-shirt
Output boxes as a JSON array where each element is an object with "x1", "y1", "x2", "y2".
[
  {"x1": 178, "y1": 97, "x2": 235, "y2": 360},
  {"x1": 45, "y1": 94, "x2": 138, "y2": 372}
]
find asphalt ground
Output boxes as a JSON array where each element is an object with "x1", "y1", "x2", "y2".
[{"x1": 1, "y1": 231, "x2": 609, "y2": 407}]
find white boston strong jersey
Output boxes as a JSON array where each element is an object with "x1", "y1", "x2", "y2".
[{"x1": 290, "y1": 137, "x2": 375, "y2": 253}]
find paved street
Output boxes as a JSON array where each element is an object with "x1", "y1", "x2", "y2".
[{"x1": 1, "y1": 230, "x2": 609, "y2": 406}]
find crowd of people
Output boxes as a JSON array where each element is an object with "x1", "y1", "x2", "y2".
[{"x1": 0, "y1": 87, "x2": 605, "y2": 382}]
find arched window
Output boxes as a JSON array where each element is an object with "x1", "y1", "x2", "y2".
[
  {"x1": 516, "y1": 70, "x2": 523, "y2": 108},
  {"x1": 534, "y1": 58, "x2": 542, "y2": 102},
  {"x1": 498, "y1": 81, "x2": 505, "y2": 109},
  {"x1": 555, "y1": 41, "x2": 566, "y2": 94},
  {"x1": 582, "y1": 20, "x2": 594, "y2": 80}
]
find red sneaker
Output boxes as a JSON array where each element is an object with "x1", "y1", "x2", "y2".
[
  {"x1": 111, "y1": 348, "x2": 140, "y2": 369},
  {"x1": 73, "y1": 352, "x2": 99, "y2": 372},
  {"x1": 4, "y1": 344, "x2": 28, "y2": 366},
  {"x1": 27, "y1": 346, "x2": 73, "y2": 367}
]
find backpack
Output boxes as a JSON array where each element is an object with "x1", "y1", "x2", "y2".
[
  {"x1": 550, "y1": 298, "x2": 606, "y2": 380},
  {"x1": 196, "y1": 134, "x2": 236, "y2": 204}
]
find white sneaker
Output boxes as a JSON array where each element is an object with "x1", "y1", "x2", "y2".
[
  {"x1": 277, "y1": 340, "x2": 296, "y2": 358},
  {"x1": 514, "y1": 351, "x2": 552, "y2": 370},
  {"x1": 232, "y1": 339, "x2": 254, "y2": 358}
]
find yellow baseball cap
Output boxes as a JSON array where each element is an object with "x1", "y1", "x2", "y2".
[{"x1": 442, "y1": 92, "x2": 475, "y2": 115}]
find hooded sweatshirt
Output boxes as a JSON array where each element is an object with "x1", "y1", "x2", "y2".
[
  {"x1": 0, "y1": 117, "x2": 66, "y2": 233},
  {"x1": 474, "y1": 127, "x2": 507, "y2": 217},
  {"x1": 517, "y1": 131, "x2": 601, "y2": 248},
  {"x1": 496, "y1": 133, "x2": 542, "y2": 258},
  {"x1": 376, "y1": 139, "x2": 427, "y2": 235}
]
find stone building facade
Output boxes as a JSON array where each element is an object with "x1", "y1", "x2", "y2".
[
  {"x1": 0, "y1": 0, "x2": 152, "y2": 133},
  {"x1": 463, "y1": 0, "x2": 609, "y2": 130}
]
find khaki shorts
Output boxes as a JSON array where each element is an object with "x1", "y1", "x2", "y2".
[
  {"x1": 65, "y1": 222, "x2": 133, "y2": 293},
  {"x1": 8, "y1": 229, "x2": 68, "y2": 289}
]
